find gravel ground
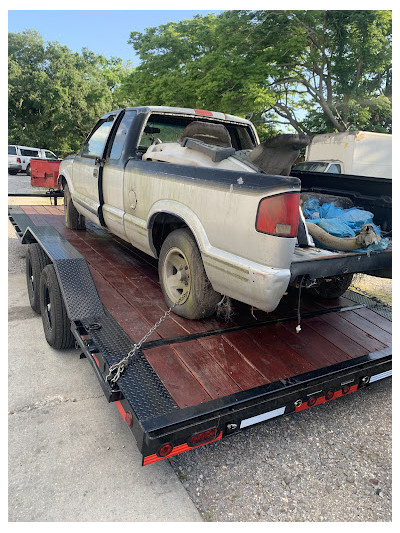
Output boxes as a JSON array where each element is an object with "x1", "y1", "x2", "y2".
[{"x1": 8, "y1": 173, "x2": 392, "y2": 522}]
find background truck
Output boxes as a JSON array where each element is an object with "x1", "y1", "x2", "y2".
[
  {"x1": 292, "y1": 131, "x2": 392, "y2": 178},
  {"x1": 58, "y1": 107, "x2": 391, "y2": 321}
]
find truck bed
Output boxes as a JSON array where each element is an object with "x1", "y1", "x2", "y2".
[{"x1": 9, "y1": 204, "x2": 392, "y2": 464}]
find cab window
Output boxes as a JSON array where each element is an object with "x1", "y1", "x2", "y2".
[
  {"x1": 8, "y1": 146, "x2": 17, "y2": 155},
  {"x1": 82, "y1": 116, "x2": 115, "y2": 158}
]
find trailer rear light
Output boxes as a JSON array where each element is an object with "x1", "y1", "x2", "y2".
[
  {"x1": 307, "y1": 397, "x2": 317, "y2": 407},
  {"x1": 157, "y1": 443, "x2": 173, "y2": 458},
  {"x1": 325, "y1": 390, "x2": 334, "y2": 401},
  {"x1": 188, "y1": 428, "x2": 218, "y2": 447},
  {"x1": 342, "y1": 385, "x2": 351, "y2": 394},
  {"x1": 256, "y1": 192, "x2": 300, "y2": 237}
]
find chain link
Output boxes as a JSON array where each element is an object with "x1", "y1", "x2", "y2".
[{"x1": 105, "y1": 293, "x2": 187, "y2": 385}]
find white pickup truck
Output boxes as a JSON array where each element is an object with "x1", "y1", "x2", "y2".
[{"x1": 58, "y1": 106, "x2": 392, "y2": 319}]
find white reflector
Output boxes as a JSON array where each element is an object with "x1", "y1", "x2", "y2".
[
  {"x1": 240, "y1": 406, "x2": 286, "y2": 429},
  {"x1": 369, "y1": 369, "x2": 392, "y2": 383}
]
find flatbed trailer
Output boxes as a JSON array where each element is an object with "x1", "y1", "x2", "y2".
[{"x1": 9, "y1": 203, "x2": 392, "y2": 466}]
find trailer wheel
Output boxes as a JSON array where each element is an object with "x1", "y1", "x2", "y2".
[
  {"x1": 64, "y1": 182, "x2": 85, "y2": 230},
  {"x1": 39, "y1": 264, "x2": 75, "y2": 349},
  {"x1": 158, "y1": 228, "x2": 221, "y2": 319},
  {"x1": 309, "y1": 273, "x2": 354, "y2": 299},
  {"x1": 26, "y1": 243, "x2": 51, "y2": 313}
]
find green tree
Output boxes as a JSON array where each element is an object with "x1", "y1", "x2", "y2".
[
  {"x1": 8, "y1": 31, "x2": 131, "y2": 155},
  {"x1": 124, "y1": 10, "x2": 392, "y2": 136}
]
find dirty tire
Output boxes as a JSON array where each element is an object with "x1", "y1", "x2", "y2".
[
  {"x1": 39, "y1": 264, "x2": 75, "y2": 349},
  {"x1": 159, "y1": 228, "x2": 221, "y2": 319},
  {"x1": 64, "y1": 182, "x2": 85, "y2": 230},
  {"x1": 309, "y1": 273, "x2": 354, "y2": 299},
  {"x1": 26, "y1": 243, "x2": 51, "y2": 313}
]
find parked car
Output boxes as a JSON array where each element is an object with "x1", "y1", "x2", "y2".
[
  {"x1": 292, "y1": 131, "x2": 392, "y2": 178},
  {"x1": 8, "y1": 145, "x2": 58, "y2": 175}
]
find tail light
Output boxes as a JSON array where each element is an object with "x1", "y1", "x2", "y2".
[
  {"x1": 256, "y1": 192, "x2": 300, "y2": 237},
  {"x1": 17, "y1": 157, "x2": 21, "y2": 163},
  {"x1": 157, "y1": 443, "x2": 173, "y2": 457},
  {"x1": 188, "y1": 428, "x2": 218, "y2": 447}
]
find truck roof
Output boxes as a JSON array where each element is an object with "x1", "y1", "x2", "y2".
[{"x1": 105, "y1": 106, "x2": 253, "y2": 127}]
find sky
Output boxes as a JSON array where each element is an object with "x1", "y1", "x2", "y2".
[{"x1": 8, "y1": 9, "x2": 223, "y2": 66}]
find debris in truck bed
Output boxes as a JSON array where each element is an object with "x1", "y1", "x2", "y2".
[{"x1": 303, "y1": 198, "x2": 390, "y2": 252}]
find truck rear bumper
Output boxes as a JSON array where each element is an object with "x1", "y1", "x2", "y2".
[{"x1": 203, "y1": 252, "x2": 291, "y2": 313}]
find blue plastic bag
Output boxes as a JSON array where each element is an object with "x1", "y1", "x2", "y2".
[{"x1": 303, "y1": 198, "x2": 389, "y2": 252}]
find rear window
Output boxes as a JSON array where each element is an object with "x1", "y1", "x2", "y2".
[
  {"x1": 139, "y1": 114, "x2": 256, "y2": 152},
  {"x1": 8, "y1": 146, "x2": 16, "y2": 155}
]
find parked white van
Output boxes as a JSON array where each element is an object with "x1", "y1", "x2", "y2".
[{"x1": 8, "y1": 145, "x2": 58, "y2": 175}]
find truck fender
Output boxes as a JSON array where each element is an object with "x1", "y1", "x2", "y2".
[{"x1": 147, "y1": 200, "x2": 211, "y2": 257}]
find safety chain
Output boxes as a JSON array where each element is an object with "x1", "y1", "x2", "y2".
[{"x1": 105, "y1": 293, "x2": 187, "y2": 385}]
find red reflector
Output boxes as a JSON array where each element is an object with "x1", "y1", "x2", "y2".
[
  {"x1": 188, "y1": 428, "x2": 218, "y2": 447},
  {"x1": 256, "y1": 193, "x2": 300, "y2": 237},
  {"x1": 157, "y1": 443, "x2": 173, "y2": 458},
  {"x1": 342, "y1": 385, "x2": 351, "y2": 394},
  {"x1": 307, "y1": 397, "x2": 317, "y2": 407},
  {"x1": 194, "y1": 109, "x2": 213, "y2": 116},
  {"x1": 125, "y1": 411, "x2": 133, "y2": 426},
  {"x1": 325, "y1": 390, "x2": 334, "y2": 401}
]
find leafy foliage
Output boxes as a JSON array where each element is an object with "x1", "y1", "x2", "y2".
[
  {"x1": 8, "y1": 12, "x2": 392, "y2": 152},
  {"x1": 8, "y1": 31, "x2": 131, "y2": 155},
  {"x1": 124, "y1": 10, "x2": 392, "y2": 136}
]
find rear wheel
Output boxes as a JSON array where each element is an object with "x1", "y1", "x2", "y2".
[
  {"x1": 26, "y1": 163, "x2": 31, "y2": 176},
  {"x1": 308, "y1": 273, "x2": 354, "y2": 299},
  {"x1": 158, "y1": 228, "x2": 221, "y2": 319},
  {"x1": 8, "y1": 169, "x2": 18, "y2": 175},
  {"x1": 64, "y1": 182, "x2": 85, "y2": 230},
  {"x1": 26, "y1": 243, "x2": 51, "y2": 313},
  {"x1": 39, "y1": 264, "x2": 75, "y2": 349}
]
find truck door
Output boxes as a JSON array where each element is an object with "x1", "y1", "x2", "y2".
[
  {"x1": 101, "y1": 110, "x2": 137, "y2": 240},
  {"x1": 72, "y1": 115, "x2": 116, "y2": 224}
]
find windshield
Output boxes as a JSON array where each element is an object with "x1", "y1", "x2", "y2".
[{"x1": 292, "y1": 161, "x2": 329, "y2": 172}]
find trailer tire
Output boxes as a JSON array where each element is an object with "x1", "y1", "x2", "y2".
[
  {"x1": 64, "y1": 182, "x2": 85, "y2": 230},
  {"x1": 26, "y1": 243, "x2": 51, "y2": 313},
  {"x1": 39, "y1": 264, "x2": 75, "y2": 349},
  {"x1": 309, "y1": 273, "x2": 354, "y2": 299},
  {"x1": 158, "y1": 228, "x2": 221, "y2": 320}
]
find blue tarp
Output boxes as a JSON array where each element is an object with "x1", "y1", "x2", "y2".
[{"x1": 303, "y1": 198, "x2": 389, "y2": 252}]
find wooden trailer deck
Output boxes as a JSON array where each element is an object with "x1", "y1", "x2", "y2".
[{"x1": 18, "y1": 204, "x2": 392, "y2": 410}]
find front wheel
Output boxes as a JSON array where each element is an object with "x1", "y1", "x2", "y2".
[
  {"x1": 158, "y1": 228, "x2": 221, "y2": 320},
  {"x1": 64, "y1": 182, "x2": 85, "y2": 230},
  {"x1": 308, "y1": 273, "x2": 354, "y2": 299}
]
